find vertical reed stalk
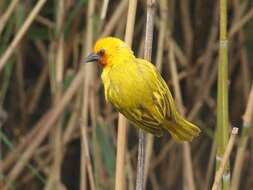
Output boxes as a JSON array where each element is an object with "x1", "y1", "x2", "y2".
[
  {"x1": 212, "y1": 128, "x2": 238, "y2": 190},
  {"x1": 80, "y1": 122, "x2": 96, "y2": 190},
  {"x1": 100, "y1": 0, "x2": 128, "y2": 37},
  {"x1": 155, "y1": 0, "x2": 167, "y2": 71},
  {"x1": 115, "y1": 115, "x2": 127, "y2": 190},
  {"x1": 15, "y1": 2, "x2": 26, "y2": 130},
  {"x1": 180, "y1": 0, "x2": 193, "y2": 104},
  {"x1": 168, "y1": 40, "x2": 195, "y2": 190},
  {"x1": 145, "y1": 11, "x2": 167, "y2": 174},
  {"x1": 216, "y1": 0, "x2": 230, "y2": 189},
  {"x1": 115, "y1": 1, "x2": 137, "y2": 189},
  {"x1": 53, "y1": 0, "x2": 65, "y2": 188},
  {"x1": 44, "y1": 1, "x2": 65, "y2": 189},
  {"x1": 179, "y1": 0, "x2": 193, "y2": 59},
  {"x1": 81, "y1": 0, "x2": 95, "y2": 189},
  {"x1": 136, "y1": 0, "x2": 156, "y2": 190},
  {"x1": 231, "y1": 84, "x2": 253, "y2": 190}
]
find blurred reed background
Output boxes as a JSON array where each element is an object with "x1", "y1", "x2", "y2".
[{"x1": 0, "y1": 0, "x2": 253, "y2": 190}]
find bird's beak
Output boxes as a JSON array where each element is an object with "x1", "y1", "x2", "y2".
[{"x1": 83, "y1": 53, "x2": 100, "y2": 63}]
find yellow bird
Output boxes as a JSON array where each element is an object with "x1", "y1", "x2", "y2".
[{"x1": 84, "y1": 37, "x2": 200, "y2": 142}]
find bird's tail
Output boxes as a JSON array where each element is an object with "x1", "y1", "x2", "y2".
[{"x1": 163, "y1": 113, "x2": 201, "y2": 143}]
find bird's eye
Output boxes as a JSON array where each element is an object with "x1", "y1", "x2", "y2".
[{"x1": 98, "y1": 49, "x2": 105, "y2": 56}]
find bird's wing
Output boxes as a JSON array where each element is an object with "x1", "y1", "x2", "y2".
[{"x1": 135, "y1": 58, "x2": 177, "y2": 119}]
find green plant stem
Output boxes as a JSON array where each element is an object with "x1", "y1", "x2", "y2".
[{"x1": 216, "y1": 0, "x2": 230, "y2": 189}]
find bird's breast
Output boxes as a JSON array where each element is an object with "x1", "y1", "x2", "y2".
[{"x1": 101, "y1": 62, "x2": 151, "y2": 109}]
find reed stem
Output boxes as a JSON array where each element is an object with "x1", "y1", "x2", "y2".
[
  {"x1": 6, "y1": 70, "x2": 84, "y2": 188},
  {"x1": 136, "y1": 1, "x2": 156, "y2": 190},
  {"x1": 115, "y1": 0, "x2": 137, "y2": 190},
  {"x1": 168, "y1": 36, "x2": 195, "y2": 190},
  {"x1": 81, "y1": 0, "x2": 95, "y2": 189},
  {"x1": 0, "y1": 0, "x2": 47, "y2": 72},
  {"x1": 212, "y1": 128, "x2": 238, "y2": 190},
  {"x1": 44, "y1": 0, "x2": 65, "y2": 189},
  {"x1": 231, "y1": 84, "x2": 253, "y2": 190},
  {"x1": 216, "y1": 0, "x2": 230, "y2": 189}
]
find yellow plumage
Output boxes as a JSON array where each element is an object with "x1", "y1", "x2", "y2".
[{"x1": 85, "y1": 37, "x2": 200, "y2": 142}]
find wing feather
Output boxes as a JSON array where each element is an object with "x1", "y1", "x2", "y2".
[{"x1": 103, "y1": 58, "x2": 174, "y2": 136}]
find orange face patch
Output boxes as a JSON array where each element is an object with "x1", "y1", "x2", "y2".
[
  {"x1": 98, "y1": 53, "x2": 108, "y2": 66},
  {"x1": 94, "y1": 48, "x2": 108, "y2": 66}
]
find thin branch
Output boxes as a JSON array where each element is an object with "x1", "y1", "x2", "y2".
[{"x1": 136, "y1": 0, "x2": 156, "y2": 190}]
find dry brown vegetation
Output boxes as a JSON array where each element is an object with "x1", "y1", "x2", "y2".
[{"x1": 0, "y1": 0, "x2": 253, "y2": 190}]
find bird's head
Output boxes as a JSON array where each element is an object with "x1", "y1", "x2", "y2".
[{"x1": 83, "y1": 37, "x2": 133, "y2": 67}]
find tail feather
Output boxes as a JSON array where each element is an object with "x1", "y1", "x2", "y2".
[{"x1": 163, "y1": 113, "x2": 201, "y2": 143}]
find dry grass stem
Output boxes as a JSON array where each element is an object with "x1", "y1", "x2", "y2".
[
  {"x1": 168, "y1": 37, "x2": 195, "y2": 190},
  {"x1": 115, "y1": 115, "x2": 128, "y2": 190},
  {"x1": 242, "y1": 84, "x2": 253, "y2": 125},
  {"x1": 0, "y1": 117, "x2": 44, "y2": 172},
  {"x1": 63, "y1": 96, "x2": 81, "y2": 144},
  {"x1": 101, "y1": 0, "x2": 128, "y2": 37},
  {"x1": 0, "y1": 0, "x2": 47, "y2": 72},
  {"x1": 45, "y1": 2, "x2": 64, "y2": 190},
  {"x1": 155, "y1": 0, "x2": 167, "y2": 71},
  {"x1": 100, "y1": 0, "x2": 109, "y2": 20},
  {"x1": 0, "y1": 0, "x2": 20, "y2": 35},
  {"x1": 180, "y1": 0, "x2": 193, "y2": 59},
  {"x1": 231, "y1": 84, "x2": 253, "y2": 190},
  {"x1": 115, "y1": 0, "x2": 137, "y2": 189},
  {"x1": 80, "y1": 122, "x2": 96, "y2": 190},
  {"x1": 212, "y1": 128, "x2": 239, "y2": 190},
  {"x1": 203, "y1": 141, "x2": 216, "y2": 190},
  {"x1": 6, "y1": 70, "x2": 84, "y2": 188},
  {"x1": 229, "y1": 8, "x2": 253, "y2": 37},
  {"x1": 81, "y1": 0, "x2": 95, "y2": 189},
  {"x1": 1, "y1": 1, "x2": 252, "y2": 189}
]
